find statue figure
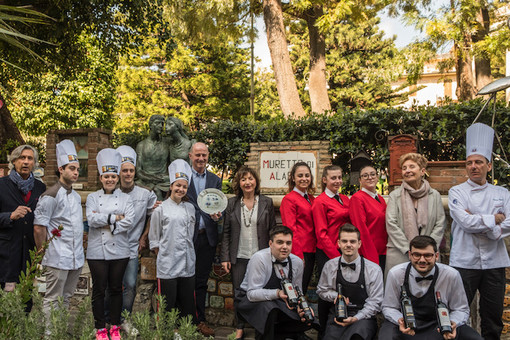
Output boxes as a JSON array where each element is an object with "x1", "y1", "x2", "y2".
[
  {"x1": 165, "y1": 116, "x2": 195, "y2": 164},
  {"x1": 135, "y1": 115, "x2": 169, "y2": 199}
]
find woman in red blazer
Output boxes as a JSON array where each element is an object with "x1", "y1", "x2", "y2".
[
  {"x1": 312, "y1": 165, "x2": 350, "y2": 335},
  {"x1": 280, "y1": 161, "x2": 316, "y2": 293},
  {"x1": 349, "y1": 165, "x2": 387, "y2": 271}
]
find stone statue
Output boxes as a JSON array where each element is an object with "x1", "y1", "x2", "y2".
[
  {"x1": 135, "y1": 115, "x2": 170, "y2": 199},
  {"x1": 165, "y1": 116, "x2": 195, "y2": 164}
]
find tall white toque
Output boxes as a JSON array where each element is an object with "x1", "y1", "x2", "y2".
[
  {"x1": 116, "y1": 145, "x2": 137, "y2": 166},
  {"x1": 56, "y1": 139, "x2": 79, "y2": 168},
  {"x1": 96, "y1": 148, "x2": 122, "y2": 175},
  {"x1": 466, "y1": 123, "x2": 494, "y2": 162},
  {"x1": 168, "y1": 159, "x2": 191, "y2": 184}
]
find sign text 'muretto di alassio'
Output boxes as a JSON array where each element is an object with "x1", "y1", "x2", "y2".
[{"x1": 259, "y1": 151, "x2": 318, "y2": 189}]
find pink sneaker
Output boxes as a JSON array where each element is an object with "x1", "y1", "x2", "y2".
[
  {"x1": 110, "y1": 325, "x2": 122, "y2": 340},
  {"x1": 95, "y1": 328, "x2": 109, "y2": 340}
]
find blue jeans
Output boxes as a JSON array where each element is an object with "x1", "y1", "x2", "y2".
[{"x1": 122, "y1": 257, "x2": 139, "y2": 313}]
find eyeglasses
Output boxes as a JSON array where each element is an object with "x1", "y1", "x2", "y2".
[
  {"x1": 410, "y1": 252, "x2": 435, "y2": 261},
  {"x1": 361, "y1": 172, "x2": 377, "y2": 179}
]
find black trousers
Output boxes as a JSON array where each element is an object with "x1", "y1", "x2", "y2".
[
  {"x1": 255, "y1": 307, "x2": 311, "y2": 340},
  {"x1": 378, "y1": 319, "x2": 482, "y2": 340},
  {"x1": 455, "y1": 267, "x2": 505, "y2": 340},
  {"x1": 88, "y1": 258, "x2": 129, "y2": 329},
  {"x1": 232, "y1": 258, "x2": 249, "y2": 330},
  {"x1": 159, "y1": 276, "x2": 197, "y2": 323},
  {"x1": 194, "y1": 232, "x2": 216, "y2": 323},
  {"x1": 302, "y1": 252, "x2": 316, "y2": 293},
  {"x1": 316, "y1": 249, "x2": 334, "y2": 338}
]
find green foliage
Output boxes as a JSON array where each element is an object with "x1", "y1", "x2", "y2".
[
  {"x1": 188, "y1": 100, "x2": 510, "y2": 193},
  {"x1": 287, "y1": 13, "x2": 407, "y2": 110},
  {"x1": 123, "y1": 294, "x2": 210, "y2": 340},
  {"x1": 8, "y1": 33, "x2": 116, "y2": 137}
]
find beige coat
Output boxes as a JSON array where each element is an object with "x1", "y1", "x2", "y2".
[{"x1": 385, "y1": 186, "x2": 446, "y2": 277}]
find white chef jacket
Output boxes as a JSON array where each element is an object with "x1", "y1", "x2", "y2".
[
  {"x1": 149, "y1": 198, "x2": 196, "y2": 279},
  {"x1": 34, "y1": 182, "x2": 84, "y2": 270},
  {"x1": 86, "y1": 188, "x2": 135, "y2": 260},
  {"x1": 449, "y1": 179, "x2": 510, "y2": 269},
  {"x1": 123, "y1": 185, "x2": 157, "y2": 259}
]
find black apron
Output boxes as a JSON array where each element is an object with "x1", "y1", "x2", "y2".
[
  {"x1": 324, "y1": 257, "x2": 377, "y2": 340},
  {"x1": 235, "y1": 258, "x2": 302, "y2": 334},
  {"x1": 402, "y1": 262, "x2": 440, "y2": 338}
]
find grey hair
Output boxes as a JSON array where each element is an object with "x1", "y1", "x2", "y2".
[{"x1": 8, "y1": 145, "x2": 39, "y2": 170}]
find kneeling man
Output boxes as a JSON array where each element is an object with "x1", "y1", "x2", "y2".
[
  {"x1": 236, "y1": 225, "x2": 315, "y2": 340},
  {"x1": 317, "y1": 223, "x2": 383, "y2": 340},
  {"x1": 380, "y1": 235, "x2": 482, "y2": 340}
]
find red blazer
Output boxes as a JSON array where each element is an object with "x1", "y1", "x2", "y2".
[
  {"x1": 312, "y1": 192, "x2": 350, "y2": 259},
  {"x1": 280, "y1": 190, "x2": 316, "y2": 259},
  {"x1": 349, "y1": 190, "x2": 387, "y2": 264}
]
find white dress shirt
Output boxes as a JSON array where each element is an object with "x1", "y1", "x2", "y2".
[
  {"x1": 449, "y1": 179, "x2": 510, "y2": 269},
  {"x1": 86, "y1": 188, "x2": 135, "y2": 260},
  {"x1": 317, "y1": 255, "x2": 383, "y2": 320},
  {"x1": 34, "y1": 182, "x2": 84, "y2": 270},
  {"x1": 149, "y1": 198, "x2": 196, "y2": 279},
  {"x1": 240, "y1": 247, "x2": 304, "y2": 302},
  {"x1": 382, "y1": 262, "x2": 470, "y2": 327}
]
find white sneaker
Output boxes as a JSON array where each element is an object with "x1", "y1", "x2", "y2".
[{"x1": 121, "y1": 320, "x2": 139, "y2": 336}]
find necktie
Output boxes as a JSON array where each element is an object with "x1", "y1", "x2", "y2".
[
  {"x1": 375, "y1": 195, "x2": 381, "y2": 203},
  {"x1": 274, "y1": 260, "x2": 288, "y2": 267},
  {"x1": 304, "y1": 194, "x2": 311, "y2": 204},
  {"x1": 334, "y1": 194, "x2": 343, "y2": 205},
  {"x1": 341, "y1": 262, "x2": 356, "y2": 271},
  {"x1": 415, "y1": 275, "x2": 433, "y2": 282}
]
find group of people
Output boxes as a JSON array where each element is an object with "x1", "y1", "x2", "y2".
[
  {"x1": 0, "y1": 140, "x2": 221, "y2": 340},
  {"x1": 0, "y1": 121, "x2": 508, "y2": 340}
]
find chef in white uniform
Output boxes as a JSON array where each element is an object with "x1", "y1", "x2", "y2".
[
  {"x1": 149, "y1": 159, "x2": 197, "y2": 321},
  {"x1": 112, "y1": 146, "x2": 158, "y2": 321},
  {"x1": 86, "y1": 148, "x2": 135, "y2": 340},
  {"x1": 34, "y1": 139, "x2": 84, "y2": 328},
  {"x1": 448, "y1": 122, "x2": 510, "y2": 340}
]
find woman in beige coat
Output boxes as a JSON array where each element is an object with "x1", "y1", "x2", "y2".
[{"x1": 385, "y1": 153, "x2": 446, "y2": 276}]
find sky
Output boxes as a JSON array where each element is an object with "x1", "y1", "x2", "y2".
[{"x1": 253, "y1": 11, "x2": 423, "y2": 71}]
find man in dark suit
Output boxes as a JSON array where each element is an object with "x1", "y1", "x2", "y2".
[
  {"x1": 187, "y1": 142, "x2": 222, "y2": 336},
  {"x1": 0, "y1": 145, "x2": 46, "y2": 311}
]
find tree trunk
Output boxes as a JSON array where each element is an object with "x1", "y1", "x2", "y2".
[
  {"x1": 263, "y1": 0, "x2": 306, "y2": 118},
  {"x1": 455, "y1": 40, "x2": 476, "y2": 101},
  {"x1": 0, "y1": 93, "x2": 25, "y2": 150},
  {"x1": 304, "y1": 5, "x2": 331, "y2": 114},
  {"x1": 473, "y1": 5, "x2": 491, "y2": 90}
]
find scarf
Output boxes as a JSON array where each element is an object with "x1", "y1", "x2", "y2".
[
  {"x1": 9, "y1": 170, "x2": 34, "y2": 195},
  {"x1": 401, "y1": 179, "x2": 430, "y2": 242}
]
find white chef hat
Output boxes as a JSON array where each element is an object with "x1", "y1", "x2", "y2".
[
  {"x1": 466, "y1": 123, "x2": 494, "y2": 162},
  {"x1": 56, "y1": 139, "x2": 79, "y2": 168},
  {"x1": 168, "y1": 159, "x2": 191, "y2": 184},
  {"x1": 96, "y1": 148, "x2": 122, "y2": 175},
  {"x1": 116, "y1": 145, "x2": 137, "y2": 166}
]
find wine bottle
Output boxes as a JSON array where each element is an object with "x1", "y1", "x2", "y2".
[
  {"x1": 335, "y1": 283, "x2": 348, "y2": 322},
  {"x1": 279, "y1": 268, "x2": 298, "y2": 307},
  {"x1": 295, "y1": 286, "x2": 314, "y2": 322},
  {"x1": 400, "y1": 285, "x2": 416, "y2": 330},
  {"x1": 436, "y1": 291, "x2": 452, "y2": 334}
]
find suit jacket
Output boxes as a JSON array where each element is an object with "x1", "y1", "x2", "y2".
[
  {"x1": 187, "y1": 169, "x2": 222, "y2": 247},
  {"x1": 220, "y1": 194, "x2": 276, "y2": 264},
  {"x1": 0, "y1": 175, "x2": 46, "y2": 283}
]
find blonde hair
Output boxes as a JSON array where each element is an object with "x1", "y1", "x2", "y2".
[{"x1": 399, "y1": 153, "x2": 427, "y2": 169}]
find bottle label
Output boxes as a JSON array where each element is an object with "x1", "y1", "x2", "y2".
[
  {"x1": 284, "y1": 283, "x2": 298, "y2": 300},
  {"x1": 438, "y1": 307, "x2": 450, "y2": 326}
]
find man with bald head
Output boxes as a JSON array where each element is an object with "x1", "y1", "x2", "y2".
[{"x1": 187, "y1": 142, "x2": 222, "y2": 336}]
